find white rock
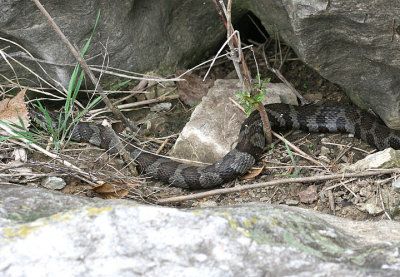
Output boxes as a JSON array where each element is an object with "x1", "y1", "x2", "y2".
[
  {"x1": 170, "y1": 79, "x2": 297, "y2": 163},
  {"x1": 41, "y1": 176, "x2": 66, "y2": 190},
  {"x1": 343, "y1": 148, "x2": 400, "y2": 172}
]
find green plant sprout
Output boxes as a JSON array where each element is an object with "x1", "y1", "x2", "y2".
[{"x1": 236, "y1": 74, "x2": 270, "y2": 117}]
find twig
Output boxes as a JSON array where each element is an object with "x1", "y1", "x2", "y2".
[
  {"x1": 271, "y1": 130, "x2": 326, "y2": 168},
  {"x1": 157, "y1": 168, "x2": 400, "y2": 204},
  {"x1": 261, "y1": 44, "x2": 307, "y2": 105},
  {"x1": 321, "y1": 141, "x2": 372, "y2": 154},
  {"x1": 342, "y1": 182, "x2": 358, "y2": 198},
  {"x1": 327, "y1": 189, "x2": 335, "y2": 215},
  {"x1": 229, "y1": 97, "x2": 246, "y2": 113},
  {"x1": 246, "y1": 14, "x2": 268, "y2": 41},
  {"x1": 212, "y1": 0, "x2": 273, "y2": 145},
  {"x1": 0, "y1": 124, "x2": 98, "y2": 186},
  {"x1": 0, "y1": 38, "x2": 68, "y2": 96},
  {"x1": 322, "y1": 178, "x2": 356, "y2": 191},
  {"x1": 156, "y1": 138, "x2": 169, "y2": 154},
  {"x1": 378, "y1": 184, "x2": 392, "y2": 220},
  {"x1": 202, "y1": 30, "x2": 242, "y2": 82},
  {"x1": 333, "y1": 143, "x2": 353, "y2": 164},
  {"x1": 87, "y1": 94, "x2": 179, "y2": 118}
]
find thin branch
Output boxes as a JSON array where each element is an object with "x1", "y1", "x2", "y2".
[
  {"x1": 378, "y1": 184, "x2": 392, "y2": 220},
  {"x1": 213, "y1": 0, "x2": 273, "y2": 145},
  {"x1": 31, "y1": 0, "x2": 138, "y2": 133},
  {"x1": 32, "y1": 0, "x2": 142, "y2": 175},
  {"x1": 271, "y1": 130, "x2": 327, "y2": 168},
  {"x1": 157, "y1": 168, "x2": 400, "y2": 204},
  {"x1": 0, "y1": 123, "x2": 98, "y2": 186},
  {"x1": 261, "y1": 43, "x2": 307, "y2": 105}
]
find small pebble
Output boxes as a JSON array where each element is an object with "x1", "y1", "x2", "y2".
[
  {"x1": 198, "y1": 200, "x2": 218, "y2": 208},
  {"x1": 359, "y1": 187, "x2": 369, "y2": 197},
  {"x1": 150, "y1": 102, "x2": 172, "y2": 112},
  {"x1": 285, "y1": 199, "x2": 299, "y2": 206},
  {"x1": 320, "y1": 146, "x2": 330, "y2": 156},
  {"x1": 392, "y1": 179, "x2": 400, "y2": 194},
  {"x1": 357, "y1": 202, "x2": 383, "y2": 215},
  {"x1": 259, "y1": 197, "x2": 270, "y2": 202},
  {"x1": 41, "y1": 176, "x2": 66, "y2": 190}
]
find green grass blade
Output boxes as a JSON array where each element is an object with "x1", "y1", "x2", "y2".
[
  {"x1": 81, "y1": 10, "x2": 101, "y2": 56},
  {"x1": 284, "y1": 139, "x2": 300, "y2": 175}
]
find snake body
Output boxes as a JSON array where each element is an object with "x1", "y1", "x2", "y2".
[{"x1": 57, "y1": 104, "x2": 400, "y2": 189}]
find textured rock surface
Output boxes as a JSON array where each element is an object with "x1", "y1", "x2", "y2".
[
  {"x1": 1, "y1": 185, "x2": 400, "y2": 276},
  {"x1": 1, "y1": 0, "x2": 400, "y2": 127},
  {"x1": 169, "y1": 79, "x2": 297, "y2": 163},
  {"x1": 250, "y1": 0, "x2": 400, "y2": 128},
  {"x1": 343, "y1": 148, "x2": 400, "y2": 172},
  {"x1": 0, "y1": 0, "x2": 242, "y2": 88}
]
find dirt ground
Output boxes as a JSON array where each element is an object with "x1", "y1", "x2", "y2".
[{"x1": 2, "y1": 43, "x2": 399, "y2": 222}]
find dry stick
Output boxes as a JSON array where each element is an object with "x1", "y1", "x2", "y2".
[
  {"x1": 156, "y1": 138, "x2": 169, "y2": 154},
  {"x1": 0, "y1": 124, "x2": 98, "y2": 186},
  {"x1": 261, "y1": 44, "x2": 307, "y2": 105},
  {"x1": 378, "y1": 184, "x2": 392, "y2": 220},
  {"x1": 213, "y1": 0, "x2": 273, "y2": 145},
  {"x1": 88, "y1": 94, "x2": 179, "y2": 118},
  {"x1": 31, "y1": 0, "x2": 136, "y2": 132},
  {"x1": 327, "y1": 190, "x2": 335, "y2": 215},
  {"x1": 7, "y1": 50, "x2": 184, "y2": 83},
  {"x1": 333, "y1": 143, "x2": 353, "y2": 164},
  {"x1": 271, "y1": 130, "x2": 327, "y2": 168},
  {"x1": 321, "y1": 141, "x2": 372, "y2": 154},
  {"x1": 32, "y1": 0, "x2": 139, "y2": 175},
  {"x1": 157, "y1": 168, "x2": 400, "y2": 204}
]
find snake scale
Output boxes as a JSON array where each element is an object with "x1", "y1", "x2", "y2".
[{"x1": 37, "y1": 104, "x2": 400, "y2": 189}]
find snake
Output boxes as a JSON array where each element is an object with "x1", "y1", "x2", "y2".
[{"x1": 32, "y1": 103, "x2": 400, "y2": 189}]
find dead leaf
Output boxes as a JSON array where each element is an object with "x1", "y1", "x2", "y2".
[
  {"x1": 298, "y1": 185, "x2": 318, "y2": 204},
  {"x1": 93, "y1": 182, "x2": 137, "y2": 199},
  {"x1": 176, "y1": 70, "x2": 214, "y2": 106},
  {"x1": 241, "y1": 164, "x2": 266, "y2": 180},
  {"x1": 0, "y1": 88, "x2": 29, "y2": 136}
]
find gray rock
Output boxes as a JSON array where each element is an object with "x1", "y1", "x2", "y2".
[
  {"x1": 1, "y1": 1, "x2": 400, "y2": 128},
  {"x1": 1, "y1": 185, "x2": 400, "y2": 276},
  {"x1": 40, "y1": 176, "x2": 66, "y2": 190},
  {"x1": 0, "y1": 0, "x2": 243, "y2": 88},
  {"x1": 250, "y1": 0, "x2": 400, "y2": 129},
  {"x1": 150, "y1": 102, "x2": 172, "y2": 112},
  {"x1": 284, "y1": 199, "x2": 299, "y2": 206},
  {"x1": 0, "y1": 186, "x2": 400, "y2": 276},
  {"x1": 392, "y1": 179, "x2": 400, "y2": 194},
  {"x1": 170, "y1": 79, "x2": 297, "y2": 163},
  {"x1": 357, "y1": 202, "x2": 383, "y2": 216},
  {"x1": 343, "y1": 148, "x2": 400, "y2": 172}
]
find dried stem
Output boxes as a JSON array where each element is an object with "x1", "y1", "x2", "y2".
[
  {"x1": 261, "y1": 43, "x2": 307, "y2": 105},
  {"x1": 157, "y1": 168, "x2": 400, "y2": 204},
  {"x1": 31, "y1": 0, "x2": 138, "y2": 133},
  {"x1": 212, "y1": 0, "x2": 273, "y2": 144},
  {"x1": 32, "y1": 0, "x2": 140, "y2": 174}
]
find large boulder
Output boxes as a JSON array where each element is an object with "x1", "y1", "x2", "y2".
[
  {"x1": 1, "y1": 0, "x2": 399, "y2": 127},
  {"x1": 1, "y1": 185, "x2": 400, "y2": 276},
  {"x1": 0, "y1": 0, "x2": 243, "y2": 88},
  {"x1": 250, "y1": 0, "x2": 400, "y2": 128}
]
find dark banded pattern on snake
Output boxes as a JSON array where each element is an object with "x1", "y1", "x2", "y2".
[{"x1": 48, "y1": 104, "x2": 400, "y2": 189}]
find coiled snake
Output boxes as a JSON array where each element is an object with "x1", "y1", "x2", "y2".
[{"x1": 35, "y1": 104, "x2": 400, "y2": 189}]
